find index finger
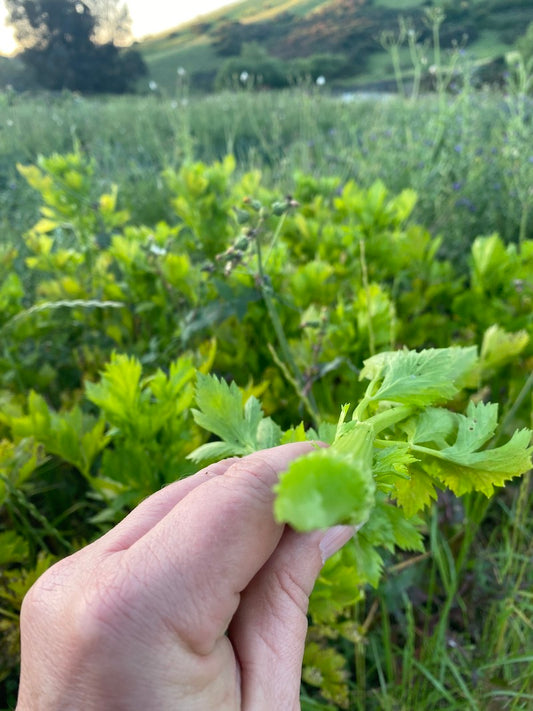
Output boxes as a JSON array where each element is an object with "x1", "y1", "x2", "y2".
[{"x1": 122, "y1": 442, "x2": 316, "y2": 654}]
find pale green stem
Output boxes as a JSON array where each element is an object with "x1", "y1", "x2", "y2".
[
  {"x1": 359, "y1": 237, "x2": 376, "y2": 356},
  {"x1": 255, "y1": 227, "x2": 320, "y2": 426}
]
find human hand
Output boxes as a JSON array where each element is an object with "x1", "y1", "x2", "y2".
[{"x1": 17, "y1": 443, "x2": 354, "y2": 710}]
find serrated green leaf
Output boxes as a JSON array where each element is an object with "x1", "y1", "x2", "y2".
[
  {"x1": 394, "y1": 466, "x2": 438, "y2": 517},
  {"x1": 86, "y1": 353, "x2": 143, "y2": 424},
  {"x1": 309, "y1": 545, "x2": 364, "y2": 624},
  {"x1": 381, "y1": 504, "x2": 425, "y2": 552},
  {"x1": 360, "y1": 497, "x2": 423, "y2": 553},
  {"x1": 303, "y1": 641, "x2": 349, "y2": 709},
  {"x1": 280, "y1": 422, "x2": 307, "y2": 444},
  {"x1": 409, "y1": 401, "x2": 532, "y2": 497},
  {"x1": 191, "y1": 373, "x2": 253, "y2": 456},
  {"x1": 444, "y1": 401, "x2": 497, "y2": 456},
  {"x1": 424, "y1": 428, "x2": 532, "y2": 497},
  {"x1": 352, "y1": 532, "x2": 384, "y2": 588},
  {"x1": 405, "y1": 407, "x2": 457, "y2": 448},
  {"x1": 190, "y1": 373, "x2": 281, "y2": 462},
  {"x1": 187, "y1": 440, "x2": 240, "y2": 464},
  {"x1": 9, "y1": 393, "x2": 106, "y2": 479},
  {"x1": 305, "y1": 421, "x2": 338, "y2": 445},
  {"x1": 373, "y1": 444, "x2": 418, "y2": 482},
  {"x1": 256, "y1": 417, "x2": 283, "y2": 449},
  {"x1": 363, "y1": 347, "x2": 478, "y2": 406}
]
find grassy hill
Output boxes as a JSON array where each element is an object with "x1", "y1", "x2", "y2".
[{"x1": 138, "y1": 0, "x2": 533, "y2": 93}]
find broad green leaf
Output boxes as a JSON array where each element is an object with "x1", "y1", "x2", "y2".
[
  {"x1": 0, "y1": 531, "x2": 30, "y2": 565},
  {"x1": 364, "y1": 347, "x2": 478, "y2": 406},
  {"x1": 405, "y1": 407, "x2": 457, "y2": 448},
  {"x1": 480, "y1": 325, "x2": 529, "y2": 373}
]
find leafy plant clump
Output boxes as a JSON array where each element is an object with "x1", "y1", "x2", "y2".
[
  {"x1": 1, "y1": 148, "x2": 533, "y2": 708},
  {"x1": 190, "y1": 346, "x2": 532, "y2": 581},
  {"x1": 189, "y1": 346, "x2": 532, "y2": 708}
]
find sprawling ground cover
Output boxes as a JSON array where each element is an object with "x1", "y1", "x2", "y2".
[{"x1": 0, "y1": 81, "x2": 532, "y2": 709}]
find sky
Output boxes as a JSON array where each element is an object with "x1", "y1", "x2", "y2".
[{"x1": 0, "y1": 0, "x2": 234, "y2": 55}]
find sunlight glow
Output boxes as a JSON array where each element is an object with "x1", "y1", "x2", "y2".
[{"x1": 0, "y1": 0, "x2": 235, "y2": 55}]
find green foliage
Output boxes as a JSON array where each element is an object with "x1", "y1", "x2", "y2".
[
  {"x1": 215, "y1": 43, "x2": 291, "y2": 90},
  {"x1": 1, "y1": 147, "x2": 533, "y2": 708},
  {"x1": 191, "y1": 347, "x2": 531, "y2": 591},
  {"x1": 190, "y1": 373, "x2": 282, "y2": 462}
]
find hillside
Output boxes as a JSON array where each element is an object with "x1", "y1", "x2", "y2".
[{"x1": 139, "y1": 0, "x2": 533, "y2": 93}]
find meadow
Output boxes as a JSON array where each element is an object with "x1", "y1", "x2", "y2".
[{"x1": 0, "y1": 68, "x2": 532, "y2": 709}]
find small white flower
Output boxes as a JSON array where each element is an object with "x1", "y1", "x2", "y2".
[
  {"x1": 6, "y1": 119, "x2": 14, "y2": 127},
  {"x1": 149, "y1": 80, "x2": 158, "y2": 91},
  {"x1": 316, "y1": 75, "x2": 326, "y2": 86},
  {"x1": 177, "y1": 66, "x2": 186, "y2": 76},
  {"x1": 240, "y1": 71, "x2": 249, "y2": 83},
  {"x1": 428, "y1": 65, "x2": 437, "y2": 75}
]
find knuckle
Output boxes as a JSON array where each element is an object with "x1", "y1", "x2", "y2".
[
  {"x1": 224, "y1": 454, "x2": 279, "y2": 504},
  {"x1": 272, "y1": 566, "x2": 310, "y2": 616}
]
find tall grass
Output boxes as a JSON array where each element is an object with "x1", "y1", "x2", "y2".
[{"x1": 1, "y1": 80, "x2": 531, "y2": 262}]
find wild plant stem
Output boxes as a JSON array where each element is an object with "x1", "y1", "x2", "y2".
[
  {"x1": 492, "y1": 369, "x2": 533, "y2": 446},
  {"x1": 254, "y1": 224, "x2": 320, "y2": 426},
  {"x1": 359, "y1": 237, "x2": 376, "y2": 356}
]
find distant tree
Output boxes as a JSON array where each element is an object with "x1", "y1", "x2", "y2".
[
  {"x1": 215, "y1": 43, "x2": 289, "y2": 90},
  {"x1": 212, "y1": 21, "x2": 245, "y2": 57},
  {"x1": 5, "y1": 0, "x2": 146, "y2": 93}
]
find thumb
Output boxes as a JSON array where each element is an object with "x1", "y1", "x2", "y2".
[{"x1": 228, "y1": 525, "x2": 354, "y2": 710}]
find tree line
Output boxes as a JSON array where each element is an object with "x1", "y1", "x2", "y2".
[{"x1": 5, "y1": 0, "x2": 147, "y2": 93}]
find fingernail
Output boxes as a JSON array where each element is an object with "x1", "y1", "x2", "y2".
[{"x1": 319, "y1": 525, "x2": 357, "y2": 564}]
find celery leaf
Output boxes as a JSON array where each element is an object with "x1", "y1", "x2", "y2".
[{"x1": 363, "y1": 347, "x2": 477, "y2": 406}]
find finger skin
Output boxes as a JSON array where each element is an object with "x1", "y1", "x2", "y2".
[
  {"x1": 100, "y1": 458, "x2": 240, "y2": 552},
  {"x1": 17, "y1": 443, "x2": 328, "y2": 711},
  {"x1": 120, "y1": 442, "x2": 317, "y2": 653},
  {"x1": 229, "y1": 527, "x2": 322, "y2": 711}
]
